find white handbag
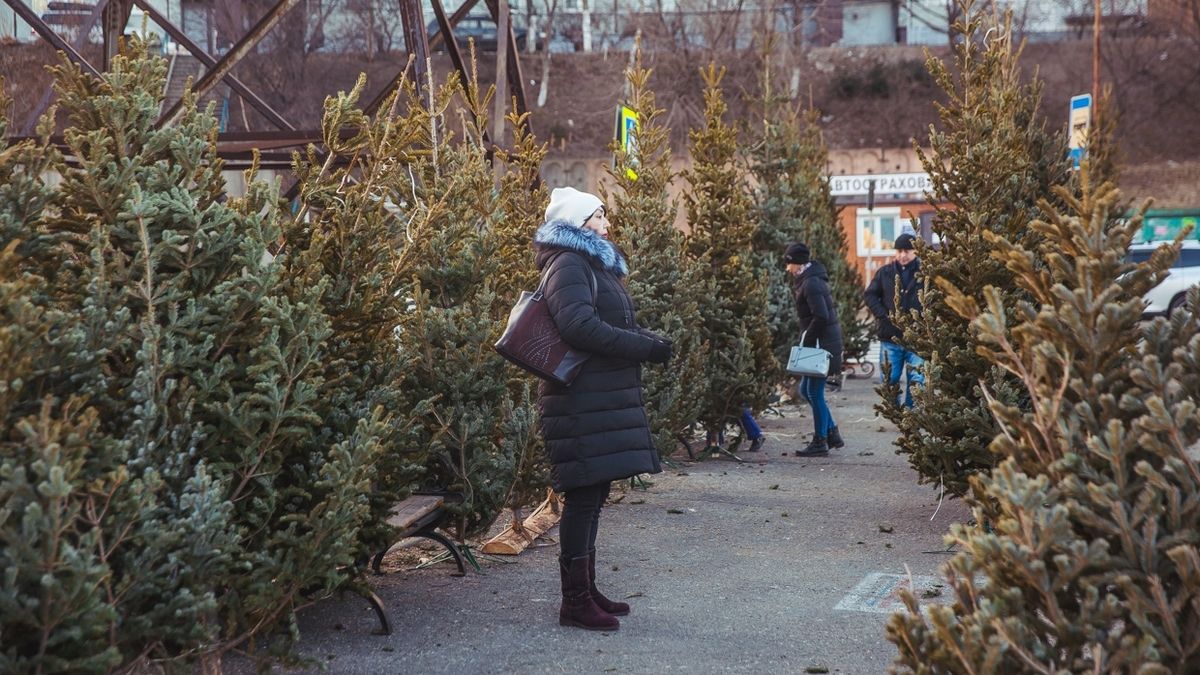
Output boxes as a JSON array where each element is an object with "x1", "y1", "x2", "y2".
[{"x1": 786, "y1": 332, "x2": 832, "y2": 378}]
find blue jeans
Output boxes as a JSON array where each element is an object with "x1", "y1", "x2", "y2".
[
  {"x1": 739, "y1": 407, "x2": 762, "y2": 440},
  {"x1": 798, "y1": 376, "x2": 835, "y2": 437},
  {"x1": 880, "y1": 341, "x2": 925, "y2": 408}
]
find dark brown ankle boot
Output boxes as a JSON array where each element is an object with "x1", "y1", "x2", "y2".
[
  {"x1": 559, "y1": 555, "x2": 619, "y2": 631},
  {"x1": 587, "y1": 549, "x2": 630, "y2": 616},
  {"x1": 827, "y1": 427, "x2": 844, "y2": 449},
  {"x1": 796, "y1": 436, "x2": 829, "y2": 456}
]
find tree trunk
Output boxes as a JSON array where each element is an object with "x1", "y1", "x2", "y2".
[
  {"x1": 537, "y1": 0, "x2": 558, "y2": 106},
  {"x1": 581, "y1": 0, "x2": 592, "y2": 52},
  {"x1": 527, "y1": 1, "x2": 537, "y2": 52},
  {"x1": 538, "y1": 54, "x2": 551, "y2": 107}
]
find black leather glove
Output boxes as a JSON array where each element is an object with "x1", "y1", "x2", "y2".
[{"x1": 647, "y1": 338, "x2": 673, "y2": 364}]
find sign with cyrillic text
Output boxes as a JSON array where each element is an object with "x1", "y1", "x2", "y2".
[{"x1": 830, "y1": 172, "x2": 932, "y2": 197}]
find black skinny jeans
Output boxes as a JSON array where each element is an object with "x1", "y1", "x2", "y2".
[{"x1": 559, "y1": 481, "x2": 611, "y2": 560}]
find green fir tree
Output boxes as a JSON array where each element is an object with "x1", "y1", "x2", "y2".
[
  {"x1": 882, "y1": 1, "x2": 1070, "y2": 497},
  {"x1": 887, "y1": 167, "x2": 1200, "y2": 673},
  {"x1": 391, "y1": 72, "x2": 532, "y2": 538},
  {"x1": 1085, "y1": 87, "x2": 1121, "y2": 187},
  {"x1": 602, "y1": 48, "x2": 708, "y2": 457},
  {"x1": 490, "y1": 106, "x2": 553, "y2": 509},
  {"x1": 0, "y1": 97, "x2": 120, "y2": 672},
  {"x1": 1, "y1": 46, "x2": 379, "y2": 669},
  {"x1": 683, "y1": 64, "x2": 776, "y2": 439},
  {"x1": 492, "y1": 106, "x2": 550, "y2": 304},
  {"x1": 748, "y1": 50, "x2": 869, "y2": 368},
  {"x1": 282, "y1": 73, "x2": 430, "y2": 554}
]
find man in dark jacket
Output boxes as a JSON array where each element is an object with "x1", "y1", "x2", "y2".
[{"x1": 864, "y1": 232, "x2": 924, "y2": 408}]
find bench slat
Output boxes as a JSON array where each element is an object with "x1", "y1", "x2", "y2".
[{"x1": 387, "y1": 495, "x2": 444, "y2": 531}]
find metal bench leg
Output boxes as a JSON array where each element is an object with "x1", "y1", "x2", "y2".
[
  {"x1": 418, "y1": 530, "x2": 467, "y2": 576},
  {"x1": 341, "y1": 582, "x2": 391, "y2": 636},
  {"x1": 371, "y1": 548, "x2": 388, "y2": 574},
  {"x1": 364, "y1": 588, "x2": 391, "y2": 636}
]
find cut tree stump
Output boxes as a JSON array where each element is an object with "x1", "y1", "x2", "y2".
[{"x1": 481, "y1": 489, "x2": 562, "y2": 555}]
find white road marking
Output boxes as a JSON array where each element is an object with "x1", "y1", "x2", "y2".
[{"x1": 834, "y1": 572, "x2": 944, "y2": 614}]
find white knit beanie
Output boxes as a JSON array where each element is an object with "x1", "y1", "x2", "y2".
[{"x1": 543, "y1": 187, "x2": 604, "y2": 228}]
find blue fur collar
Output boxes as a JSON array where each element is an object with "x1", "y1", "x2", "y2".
[{"x1": 534, "y1": 220, "x2": 628, "y2": 276}]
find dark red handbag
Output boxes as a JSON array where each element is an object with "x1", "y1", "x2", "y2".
[{"x1": 494, "y1": 253, "x2": 596, "y2": 385}]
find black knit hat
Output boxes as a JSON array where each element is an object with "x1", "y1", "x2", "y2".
[
  {"x1": 783, "y1": 242, "x2": 810, "y2": 265},
  {"x1": 894, "y1": 233, "x2": 917, "y2": 251}
]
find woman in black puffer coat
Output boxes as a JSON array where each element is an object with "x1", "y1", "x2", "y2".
[
  {"x1": 533, "y1": 187, "x2": 671, "y2": 632},
  {"x1": 784, "y1": 242, "x2": 845, "y2": 457}
]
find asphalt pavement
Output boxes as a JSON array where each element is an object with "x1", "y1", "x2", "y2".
[{"x1": 262, "y1": 374, "x2": 971, "y2": 675}]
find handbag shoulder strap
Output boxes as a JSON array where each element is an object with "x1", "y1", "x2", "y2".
[
  {"x1": 799, "y1": 330, "x2": 821, "y2": 349},
  {"x1": 538, "y1": 251, "x2": 597, "y2": 303}
]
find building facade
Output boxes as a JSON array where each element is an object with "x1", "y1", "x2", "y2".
[
  {"x1": 1, "y1": 0, "x2": 1159, "y2": 49},
  {"x1": 1, "y1": 1, "x2": 180, "y2": 45}
]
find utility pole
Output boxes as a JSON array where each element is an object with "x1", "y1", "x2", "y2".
[{"x1": 1092, "y1": 0, "x2": 1101, "y2": 128}]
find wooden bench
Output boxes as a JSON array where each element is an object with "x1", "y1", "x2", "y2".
[
  {"x1": 372, "y1": 493, "x2": 467, "y2": 576},
  {"x1": 359, "y1": 493, "x2": 467, "y2": 635}
]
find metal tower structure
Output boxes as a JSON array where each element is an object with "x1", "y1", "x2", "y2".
[{"x1": 2, "y1": 0, "x2": 531, "y2": 169}]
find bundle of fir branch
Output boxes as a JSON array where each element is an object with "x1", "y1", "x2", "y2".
[{"x1": 887, "y1": 167, "x2": 1200, "y2": 672}]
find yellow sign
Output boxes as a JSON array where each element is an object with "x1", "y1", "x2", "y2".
[{"x1": 616, "y1": 105, "x2": 639, "y2": 181}]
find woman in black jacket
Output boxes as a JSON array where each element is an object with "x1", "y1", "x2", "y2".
[
  {"x1": 534, "y1": 187, "x2": 672, "y2": 631},
  {"x1": 784, "y1": 242, "x2": 845, "y2": 456}
]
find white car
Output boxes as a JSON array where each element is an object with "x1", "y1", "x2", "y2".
[{"x1": 1127, "y1": 242, "x2": 1200, "y2": 317}]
